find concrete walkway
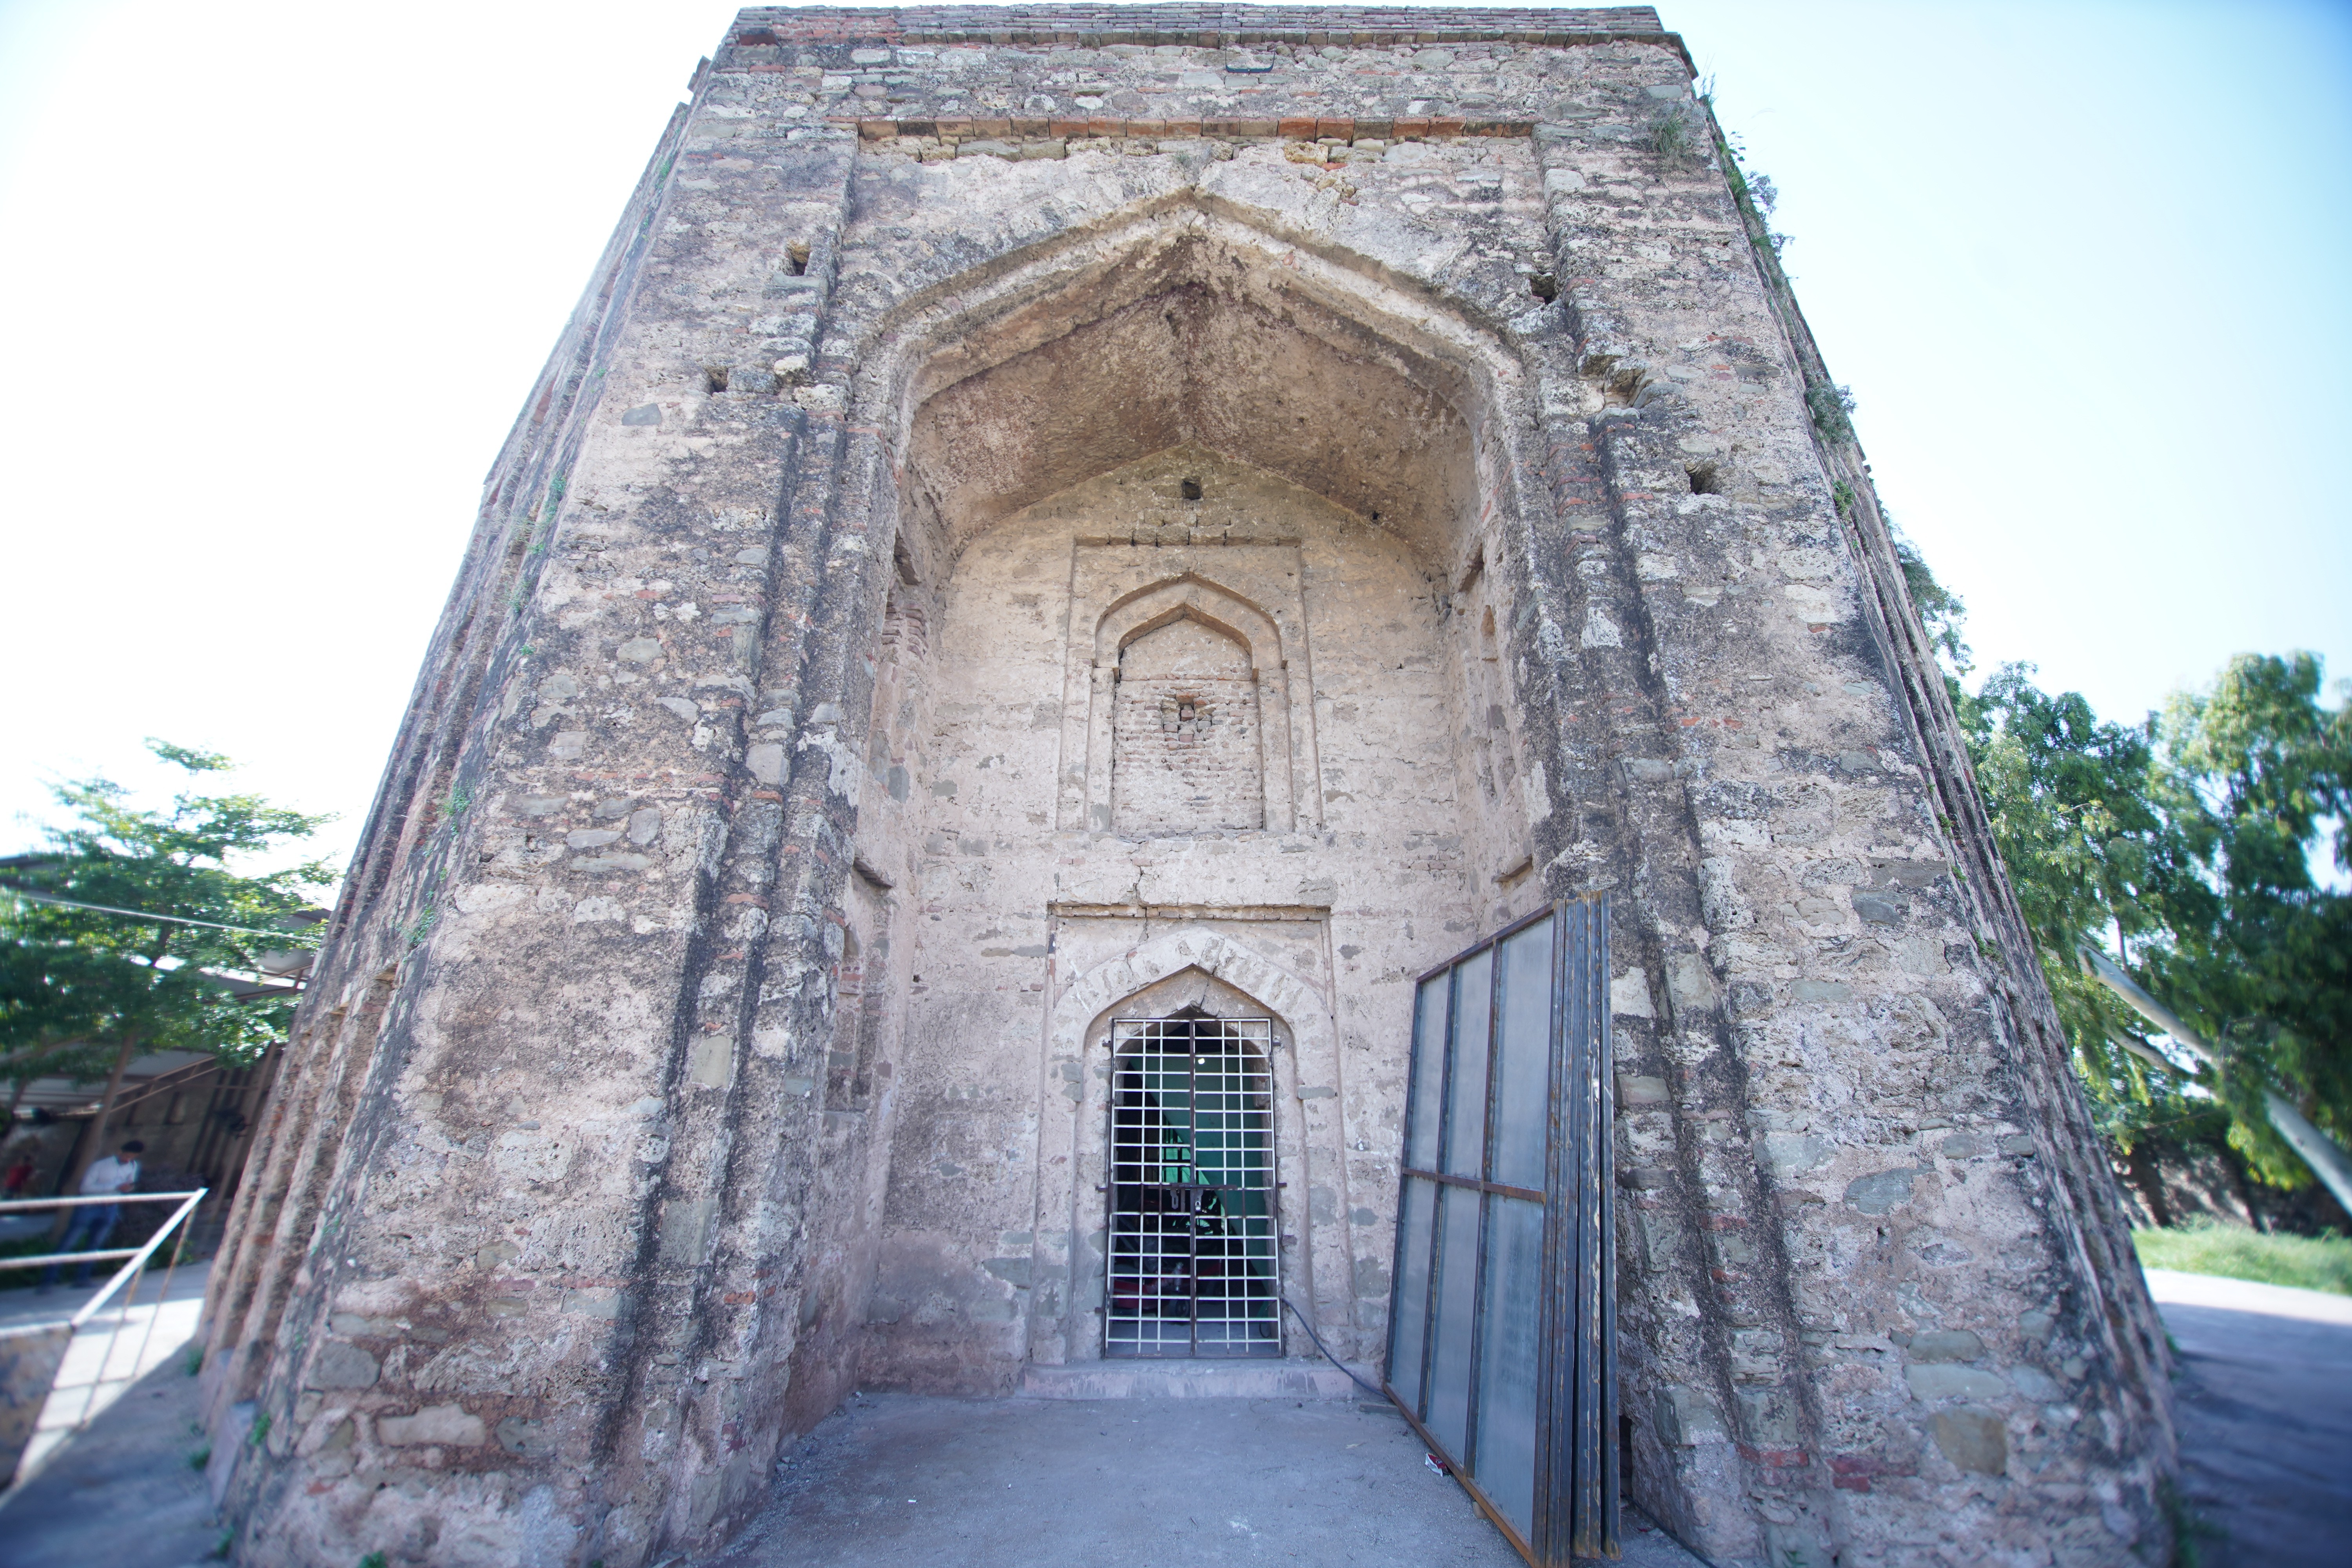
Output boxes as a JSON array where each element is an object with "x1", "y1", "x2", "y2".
[
  {"x1": 0, "y1": 1262, "x2": 221, "y2": 1568},
  {"x1": 2142, "y1": 1268, "x2": 2352, "y2": 1568},
  {"x1": 3, "y1": 1268, "x2": 2347, "y2": 1567},
  {"x1": 0, "y1": 1260, "x2": 212, "y2": 1489},
  {"x1": 700, "y1": 1390, "x2": 1703, "y2": 1568}
]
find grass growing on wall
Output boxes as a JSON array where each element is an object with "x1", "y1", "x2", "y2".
[{"x1": 2134, "y1": 1222, "x2": 2352, "y2": 1296}]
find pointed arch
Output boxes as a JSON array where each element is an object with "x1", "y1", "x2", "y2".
[
  {"x1": 1095, "y1": 572, "x2": 1285, "y2": 670},
  {"x1": 840, "y1": 188, "x2": 1548, "y2": 580},
  {"x1": 1023, "y1": 923, "x2": 1352, "y2": 1368},
  {"x1": 1049, "y1": 927, "x2": 1329, "y2": 1051},
  {"x1": 1071, "y1": 572, "x2": 1304, "y2": 833}
]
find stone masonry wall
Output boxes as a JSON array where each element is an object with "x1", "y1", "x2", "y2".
[
  {"x1": 857, "y1": 448, "x2": 1492, "y2": 1389},
  {"x1": 1111, "y1": 615, "x2": 1266, "y2": 833},
  {"x1": 196, "y1": 11, "x2": 2176, "y2": 1568}
]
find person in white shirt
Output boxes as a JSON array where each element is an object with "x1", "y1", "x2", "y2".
[{"x1": 41, "y1": 1139, "x2": 145, "y2": 1290}]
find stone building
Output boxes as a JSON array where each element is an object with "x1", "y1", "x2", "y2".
[{"x1": 193, "y1": 8, "x2": 2178, "y2": 1566}]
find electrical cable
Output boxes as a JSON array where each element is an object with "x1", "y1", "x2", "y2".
[
  {"x1": 1281, "y1": 1296, "x2": 1389, "y2": 1401},
  {"x1": 0, "y1": 885, "x2": 306, "y2": 940}
]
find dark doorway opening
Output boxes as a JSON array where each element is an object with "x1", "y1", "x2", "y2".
[{"x1": 1105, "y1": 1014, "x2": 1281, "y2": 1358}]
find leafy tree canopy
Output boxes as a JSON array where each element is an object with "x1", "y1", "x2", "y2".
[
  {"x1": 1932, "y1": 563, "x2": 2350, "y2": 1191},
  {"x1": 1, "y1": 742, "x2": 335, "y2": 1087},
  {"x1": 2145, "y1": 653, "x2": 2351, "y2": 1181}
]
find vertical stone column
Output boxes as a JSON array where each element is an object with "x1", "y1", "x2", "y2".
[{"x1": 201, "y1": 60, "x2": 882, "y2": 1563}]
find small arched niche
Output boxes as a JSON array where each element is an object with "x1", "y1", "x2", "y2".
[
  {"x1": 1111, "y1": 613, "x2": 1262, "y2": 835},
  {"x1": 1076, "y1": 568, "x2": 1299, "y2": 835}
]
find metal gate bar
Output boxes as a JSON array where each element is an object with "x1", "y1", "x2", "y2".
[{"x1": 1106, "y1": 1016, "x2": 1280, "y2": 1358}]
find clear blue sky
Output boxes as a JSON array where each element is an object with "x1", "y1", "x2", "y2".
[{"x1": 0, "y1": 1, "x2": 2344, "y2": 878}]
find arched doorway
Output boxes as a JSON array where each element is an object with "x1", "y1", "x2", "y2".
[{"x1": 1105, "y1": 1011, "x2": 1280, "y2": 1358}]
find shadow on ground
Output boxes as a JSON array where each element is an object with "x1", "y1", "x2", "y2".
[
  {"x1": 2145, "y1": 1269, "x2": 2352, "y2": 1568},
  {"x1": 696, "y1": 1392, "x2": 1702, "y2": 1568},
  {"x1": 0, "y1": 1344, "x2": 223, "y2": 1567}
]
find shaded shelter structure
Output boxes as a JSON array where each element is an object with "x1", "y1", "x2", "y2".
[{"x1": 193, "y1": 9, "x2": 2178, "y2": 1567}]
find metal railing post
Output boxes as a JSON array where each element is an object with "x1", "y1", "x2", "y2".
[
  {"x1": 2084, "y1": 947, "x2": 2352, "y2": 1217},
  {"x1": 0, "y1": 1187, "x2": 211, "y2": 1465}
]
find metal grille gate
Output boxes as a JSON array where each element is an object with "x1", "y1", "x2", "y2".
[
  {"x1": 1106, "y1": 1016, "x2": 1281, "y2": 1358},
  {"x1": 1386, "y1": 897, "x2": 1618, "y2": 1564}
]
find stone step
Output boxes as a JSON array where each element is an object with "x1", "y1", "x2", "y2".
[{"x1": 1016, "y1": 1357, "x2": 1373, "y2": 1401}]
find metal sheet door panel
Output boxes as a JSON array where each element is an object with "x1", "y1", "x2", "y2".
[{"x1": 1383, "y1": 898, "x2": 1617, "y2": 1564}]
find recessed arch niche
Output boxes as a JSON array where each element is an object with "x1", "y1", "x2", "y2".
[{"x1": 838, "y1": 204, "x2": 1553, "y2": 1383}]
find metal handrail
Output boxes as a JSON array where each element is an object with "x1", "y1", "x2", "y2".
[
  {"x1": 0, "y1": 1185, "x2": 209, "y2": 1474},
  {"x1": 0, "y1": 1189, "x2": 209, "y2": 1486},
  {"x1": 0, "y1": 1190, "x2": 208, "y2": 1214},
  {"x1": 1, "y1": 1189, "x2": 209, "y2": 1329}
]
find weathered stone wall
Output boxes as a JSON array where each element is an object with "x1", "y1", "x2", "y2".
[
  {"x1": 856, "y1": 446, "x2": 1499, "y2": 1389},
  {"x1": 195, "y1": 9, "x2": 2176, "y2": 1568}
]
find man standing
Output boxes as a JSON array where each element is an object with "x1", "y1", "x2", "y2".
[{"x1": 42, "y1": 1138, "x2": 144, "y2": 1290}]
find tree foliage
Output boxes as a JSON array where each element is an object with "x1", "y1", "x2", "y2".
[
  {"x1": 1, "y1": 742, "x2": 335, "y2": 1090},
  {"x1": 1953, "y1": 634, "x2": 2350, "y2": 1191},
  {"x1": 2144, "y1": 654, "x2": 2352, "y2": 1181}
]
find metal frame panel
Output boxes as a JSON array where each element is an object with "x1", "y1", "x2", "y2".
[{"x1": 1383, "y1": 896, "x2": 1617, "y2": 1564}]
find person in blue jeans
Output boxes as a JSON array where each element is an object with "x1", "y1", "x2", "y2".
[{"x1": 41, "y1": 1138, "x2": 145, "y2": 1290}]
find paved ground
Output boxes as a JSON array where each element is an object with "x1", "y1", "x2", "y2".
[
  {"x1": 0, "y1": 1337, "x2": 222, "y2": 1568},
  {"x1": 2143, "y1": 1268, "x2": 2352, "y2": 1568},
  {"x1": 700, "y1": 1391, "x2": 1702, "y2": 1568},
  {"x1": 0, "y1": 1262, "x2": 221, "y2": 1568},
  {"x1": 3, "y1": 1267, "x2": 2346, "y2": 1567},
  {"x1": 1, "y1": 1259, "x2": 212, "y2": 1487}
]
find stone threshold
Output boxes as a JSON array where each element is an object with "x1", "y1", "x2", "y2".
[{"x1": 1017, "y1": 1356, "x2": 1373, "y2": 1399}]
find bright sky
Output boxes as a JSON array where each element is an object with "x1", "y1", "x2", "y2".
[{"x1": 2, "y1": 1, "x2": 2345, "y2": 882}]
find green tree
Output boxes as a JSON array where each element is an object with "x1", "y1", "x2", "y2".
[
  {"x1": 1957, "y1": 666, "x2": 2203, "y2": 1138},
  {"x1": 1954, "y1": 642, "x2": 2350, "y2": 1204},
  {"x1": 1, "y1": 742, "x2": 333, "y2": 1189},
  {"x1": 2141, "y1": 654, "x2": 2351, "y2": 1183}
]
